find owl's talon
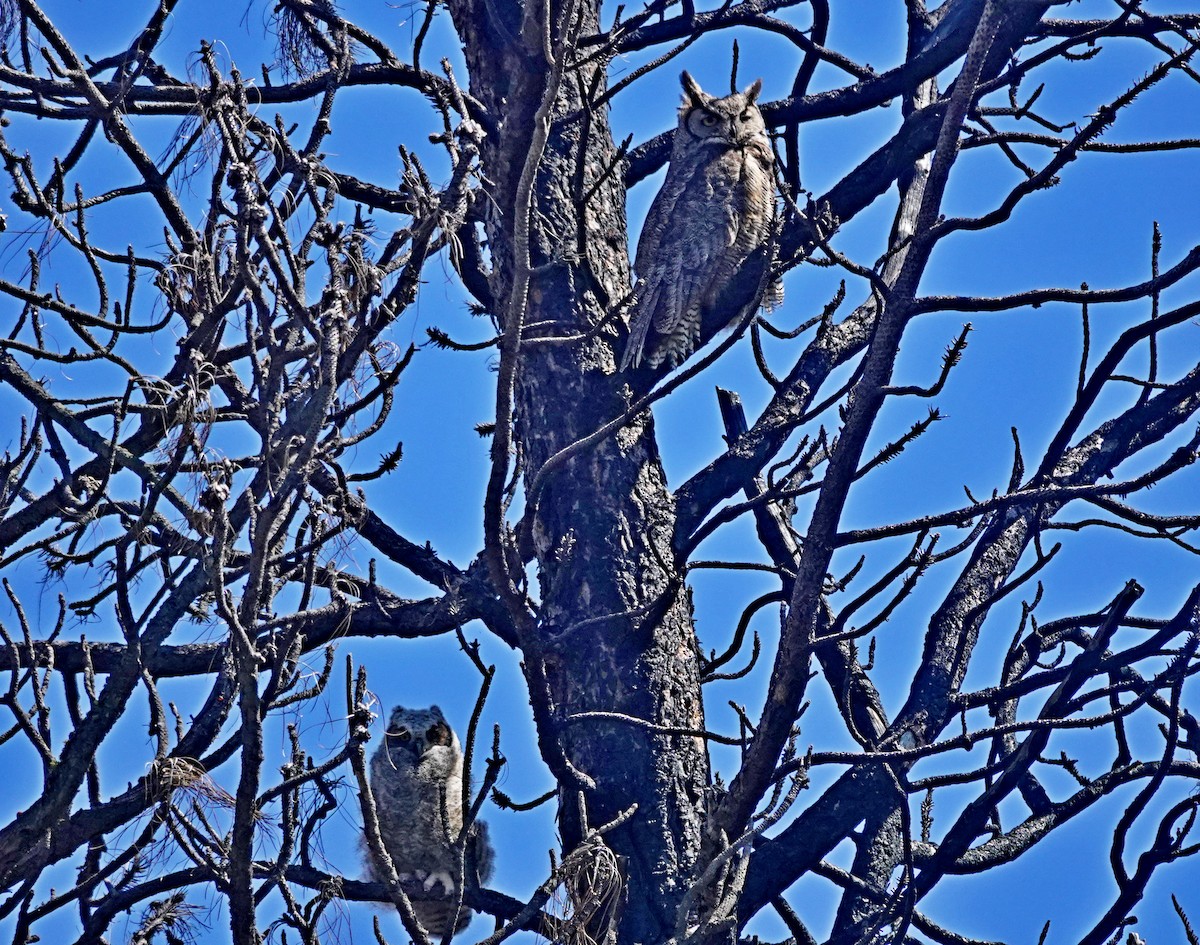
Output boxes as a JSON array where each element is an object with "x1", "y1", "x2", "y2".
[{"x1": 424, "y1": 870, "x2": 455, "y2": 894}]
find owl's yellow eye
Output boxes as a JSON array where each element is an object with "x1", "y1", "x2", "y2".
[
  {"x1": 740, "y1": 110, "x2": 753, "y2": 121},
  {"x1": 701, "y1": 114, "x2": 718, "y2": 126}
]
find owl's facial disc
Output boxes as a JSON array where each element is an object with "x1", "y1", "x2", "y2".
[
  {"x1": 425, "y1": 722, "x2": 452, "y2": 748},
  {"x1": 688, "y1": 107, "x2": 731, "y2": 145},
  {"x1": 731, "y1": 109, "x2": 762, "y2": 145},
  {"x1": 386, "y1": 722, "x2": 418, "y2": 755}
]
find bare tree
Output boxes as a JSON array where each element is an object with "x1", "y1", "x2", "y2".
[{"x1": 0, "y1": 0, "x2": 1198, "y2": 944}]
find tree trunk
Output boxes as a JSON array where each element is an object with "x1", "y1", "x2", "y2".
[{"x1": 448, "y1": 0, "x2": 711, "y2": 939}]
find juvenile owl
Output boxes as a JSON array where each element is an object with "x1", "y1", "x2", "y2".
[
  {"x1": 621, "y1": 71, "x2": 779, "y2": 371},
  {"x1": 368, "y1": 705, "x2": 495, "y2": 938}
]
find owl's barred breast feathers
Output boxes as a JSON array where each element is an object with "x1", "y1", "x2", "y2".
[
  {"x1": 621, "y1": 71, "x2": 779, "y2": 371},
  {"x1": 366, "y1": 705, "x2": 495, "y2": 938}
]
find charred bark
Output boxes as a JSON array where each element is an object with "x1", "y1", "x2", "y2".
[{"x1": 447, "y1": 0, "x2": 710, "y2": 936}]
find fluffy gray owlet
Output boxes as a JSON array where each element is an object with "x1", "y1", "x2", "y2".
[
  {"x1": 368, "y1": 705, "x2": 495, "y2": 937},
  {"x1": 621, "y1": 71, "x2": 780, "y2": 371}
]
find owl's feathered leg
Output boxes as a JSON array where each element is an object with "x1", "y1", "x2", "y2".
[{"x1": 647, "y1": 304, "x2": 702, "y2": 368}]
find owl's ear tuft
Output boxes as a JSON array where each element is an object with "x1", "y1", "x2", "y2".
[
  {"x1": 681, "y1": 71, "x2": 708, "y2": 107},
  {"x1": 743, "y1": 78, "x2": 763, "y2": 103}
]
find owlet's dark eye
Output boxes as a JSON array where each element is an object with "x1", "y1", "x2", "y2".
[{"x1": 740, "y1": 110, "x2": 753, "y2": 122}]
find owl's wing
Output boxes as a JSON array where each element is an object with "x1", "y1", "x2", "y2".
[
  {"x1": 623, "y1": 163, "x2": 735, "y2": 369},
  {"x1": 469, "y1": 820, "x2": 496, "y2": 883}
]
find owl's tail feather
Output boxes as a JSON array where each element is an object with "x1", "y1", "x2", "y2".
[
  {"x1": 413, "y1": 899, "x2": 472, "y2": 939},
  {"x1": 762, "y1": 274, "x2": 784, "y2": 312},
  {"x1": 620, "y1": 278, "x2": 658, "y2": 370}
]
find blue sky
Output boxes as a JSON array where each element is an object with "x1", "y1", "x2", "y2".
[{"x1": 1, "y1": 0, "x2": 1199, "y2": 943}]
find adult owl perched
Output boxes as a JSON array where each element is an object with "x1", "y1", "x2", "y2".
[
  {"x1": 368, "y1": 705, "x2": 494, "y2": 938},
  {"x1": 621, "y1": 71, "x2": 780, "y2": 371}
]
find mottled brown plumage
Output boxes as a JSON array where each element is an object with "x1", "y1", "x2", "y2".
[
  {"x1": 367, "y1": 705, "x2": 494, "y2": 938},
  {"x1": 622, "y1": 71, "x2": 779, "y2": 370}
]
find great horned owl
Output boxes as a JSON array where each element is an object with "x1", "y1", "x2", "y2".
[
  {"x1": 368, "y1": 705, "x2": 495, "y2": 938},
  {"x1": 621, "y1": 71, "x2": 779, "y2": 371}
]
